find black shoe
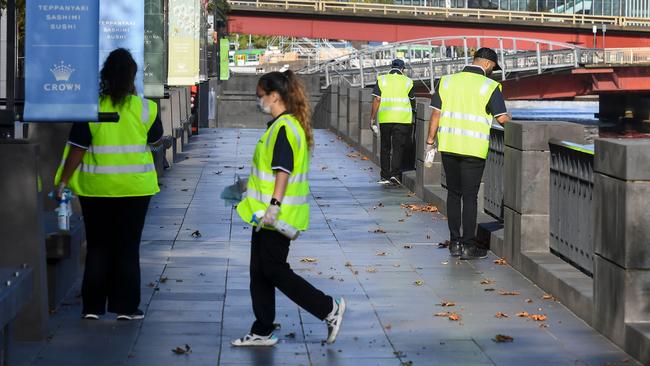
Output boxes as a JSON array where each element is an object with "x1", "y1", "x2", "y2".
[
  {"x1": 389, "y1": 176, "x2": 402, "y2": 186},
  {"x1": 449, "y1": 241, "x2": 462, "y2": 257},
  {"x1": 460, "y1": 245, "x2": 488, "y2": 260}
]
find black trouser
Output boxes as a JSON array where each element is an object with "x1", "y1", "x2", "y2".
[
  {"x1": 379, "y1": 123, "x2": 412, "y2": 180},
  {"x1": 441, "y1": 153, "x2": 486, "y2": 247},
  {"x1": 79, "y1": 195, "x2": 151, "y2": 315},
  {"x1": 250, "y1": 228, "x2": 333, "y2": 336}
]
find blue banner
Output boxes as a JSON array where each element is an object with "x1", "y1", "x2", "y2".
[
  {"x1": 24, "y1": 1, "x2": 99, "y2": 122},
  {"x1": 99, "y1": 1, "x2": 145, "y2": 96}
]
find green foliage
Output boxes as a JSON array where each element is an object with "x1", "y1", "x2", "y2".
[{"x1": 229, "y1": 34, "x2": 273, "y2": 50}]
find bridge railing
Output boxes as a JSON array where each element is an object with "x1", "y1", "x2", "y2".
[
  {"x1": 229, "y1": 0, "x2": 650, "y2": 27},
  {"x1": 549, "y1": 140, "x2": 595, "y2": 275},
  {"x1": 484, "y1": 125, "x2": 505, "y2": 221}
]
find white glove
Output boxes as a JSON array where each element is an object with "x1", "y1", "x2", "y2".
[
  {"x1": 371, "y1": 121, "x2": 379, "y2": 136},
  {"x1": 261, "y1": 204, "x2": 280, "y2": 226},
  {"x1": 424, "y1": 143, "x2": 437, "y2": 168}
]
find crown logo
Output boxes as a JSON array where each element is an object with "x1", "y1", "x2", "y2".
[{"x1": 50, "y1": 61, "x2": 75, "y2": 82}]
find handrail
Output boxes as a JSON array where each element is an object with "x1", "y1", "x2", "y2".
[{"x1": 228, "y1": 0, "x2": 650, "y2": 28}]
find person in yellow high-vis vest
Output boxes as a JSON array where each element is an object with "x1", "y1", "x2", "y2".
[
  {"x1": 54, "y1": 49, "x2": 163, "y2": 321},
  {"x1": 426, "y1": 48, "x2": 511, "y2": 260},
  {"x1": 370, "y1": 59, "x2": 416, "y2": 186},
  {"x1": 231, "y1": 70, "x2": 345, "y2": 347}
]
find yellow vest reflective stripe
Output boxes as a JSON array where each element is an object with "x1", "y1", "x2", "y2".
[
  {"x1": 54, "y1": 95, "x2": 160, "y2": 197},
  {"x1": 236, "y1": 114, "x2": 310, "y2": 232},
  {"x1": 437, "y1": 72, "x2": 500, "y2": 159},
  {"x1": 377, "y1": 73, "x2": 413, "y2": 124}
]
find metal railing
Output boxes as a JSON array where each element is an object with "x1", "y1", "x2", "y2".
[
  {"x1": 228, "y1": 0, "x2": 650, "y2": 27},
  {"x1": 549, "y1": 139, "x2": 595, "y2": 275},
  {"x1": 484, "y1": 125, "x2": 505, "y2": 221}
]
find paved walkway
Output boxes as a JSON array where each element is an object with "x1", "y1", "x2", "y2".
[{"x1": 13, "y1": 128, "x2": 638, "y2": 366}]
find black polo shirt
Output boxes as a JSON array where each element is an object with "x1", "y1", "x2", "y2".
[
  {"x1": 268, "y1": 113, "x2": 294, "y2": 174},
  {"x1": 429, "y1": 65, "x2": 507, "y2": 117}
]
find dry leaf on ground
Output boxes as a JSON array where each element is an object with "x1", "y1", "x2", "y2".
[
  {"x1": 438, "y1": 241, "x2": 450, "y2": 248},
  {"x1": 542, "y1": 294, "x2": 556, "y2": 300},
  {"x1": 480, "y1": 279, "x2": 495, "y2": 285},
  {"x1": 484, "y1": 288, "x2": 495, "y2": 292},
  {"x1": 376, "y1": 251, "x2": 388, "y2": 256},
  {"x1": 300, "y1": 257, "x2": 318, "y2": 263},
  {"x1": 499, "y1": 290, "x2": 521, "y2": 296},
  {"x1": 448, "y1": 313, "x2": 461, "y2": 321},
  {"x1": 525, "y1": 298, "x2": 533, "y2": 303},
  {"x1": 438, "y1": 301, "x2": 456, "y2": 307},
  {"x1": 384, "y1": 324, "x2": 392, "y2": 330},
  {"x1": 495, "y1": 312, "x2": 509, "y2": 318},
  {"x1": 345, "y1": 262, "x2": 352, "y2": 267},
  {"x1": 400, "y1": 204, "x2": 439, "y2": 213},
  {"x1": 494, "y1": 258, "x2": 507, "y2": 265},
  {"x1": 414, "y1": 280, "x2": 425, "y2": 286},
  {"x1": 539, "y1": 323, "x2": 549, "y2": 328},
  {"x1": 403, "y1": 245, "x2": 412, "y2": 249},
  {"x1": 492, "y1": 334, "x2": 514, "y2": 343},
  {"x1": 434, "y1": 312, "x2": 450, "y2": 317},
  {"x1": 172, "y1": 344, "x2": 192, "y2": 355},
  {"x1": 529, "y1": 314, "x2": 548, "y2": 321},
  {"x1": 516, "y1": 311, "x2": 530, "y2": 317},
  {"x1": 371, "y1": 228, "x2": 387, "y2": 234},
  {"x1": 366, "y1": 267, "x2": 377, "y2": 273}
]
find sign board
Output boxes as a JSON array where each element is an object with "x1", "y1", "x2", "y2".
[
  {"x1": 145, "y1": 0, "x2": 165, "y2": 98},
  {"x1": 24, "y1": 1, "x2": 99, "y2": 121},
  {"x1": 168, "y1": 0, "x2": 201, "y2": 86}
]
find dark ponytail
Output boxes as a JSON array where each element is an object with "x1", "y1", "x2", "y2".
[
  {"x1": 99, "y1": 48, "x2": 137, "y2": 106},
  {"x1": 258, "y1": 70, "x2": 314, "y2": 150}
]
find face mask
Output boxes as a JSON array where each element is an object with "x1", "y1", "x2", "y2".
[{"x1": 257, "y1": 97, "x2": 271, "y2": 114}]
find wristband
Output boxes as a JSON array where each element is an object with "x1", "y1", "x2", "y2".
[{"x1": 270, "y1": 198, "x2": 281, "y2": 207}]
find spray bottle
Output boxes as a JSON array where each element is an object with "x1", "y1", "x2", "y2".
[
  {"x1": 49, "y1": 188, "x2": 72, "y2": 232},
  {"x1": 251, "y1": 210, "x2": 300, "y2": 240}
]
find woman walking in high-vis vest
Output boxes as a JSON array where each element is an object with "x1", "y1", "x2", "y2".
[
  {"x1": 232, "y1": 71, "x2": 345, "y2": 347},
  {"x1": 55, "y1": 48, "x2": 163, "y2": 321}
]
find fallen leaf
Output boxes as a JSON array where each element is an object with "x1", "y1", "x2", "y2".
[
  {"x1": 438, "y1": 241, "x2": 450, "y2": 248},
  {"x1": 376, "y1": 251, "x2": 388, "y2": 256},
  {"x1": 499, "y1": 290, "x2": 520, "y2": 296},
  {"x1": 366, "y1": 267, "x2": 377, "y2": 273},
  {"x1": 328, "y1": 276, "x2": 335, "y2": 280},
  {"x1": 438, "y1": 301, "x2": 456, "y2": 307},
  {"x1": 441, "y1": 261, "x2": 449, "y2": 265},
  {"x1": 371, "y1": 228, "x2": 387, "y2": 234},
  {"x1": 426, "y1": 234, "x2": 430, "y2": 239},
  {"x1": 190, "y1": 230, "x2": 202, "y2": 238},
  {"x1": 494, "y1": 258, "x2": 507, "y2": 265},
  {"x1": 285, "y1": 332, "x2": 296, "y2": 338},
  {"x1": 492, "y1": 334, "x2": 514, "y2": 343},
  {"x1": 403, "y1": 245, "x2": 412, "y2": 249},
  {"x1": 361, "y1": 156, "x2": 369, "y2": 161},
  {"x1": 539, "y1": 323, "x2": 549, "y2": 328},
  {"x1": 525, "y1": 298, "x2": 533, "y2": 303},
  {"x1": 172, "y1": 344, "x2": 192, "y2": 355},
  {"x1": 495, "y1": 312, "x2": 509, "y2": 318},
  {"x1": 400, "y1": 203, "x2": 439, "y2": 213},
  {"x1": 480, "y1": 279, "x2": 495, "y2": 285},
  {"x1": 414, "y1": 280, "x2": 424, "y2": 286},
  {"x1": 146, "y1": 282, "x2": 156, "y2": 288},
  {"x1": 516, "y1": 311, "x2": 530, "y2": 317},
  {"x1": 300, "y1": 257, "x2": 318, "y2": 263},
  {"x1": 484, "y1": 288, "x2": 495, "y2": 292},
  {"x1": 448, "y1": 313, "x2": 461, "y2": 321},
  {"x1": 345, "y1": 262, "x2": 353, "y2": 267},
  {"x1": 159, "y1": 276, "x2": 168, "y2": 283},
  {"x1": 398, "y1": 219, "x2": 405, "y2": 222},
  {"x1": 529, "y1": 314, "x2": 547, "y2": 321},
  {"x1": 434, "y1": 312, "x2": 450, "y2": 317},
  {"x1": 384, "y1": 323, "x2": 392, "y2": 330},
  {"x1": 542, "y1": 294, "x2": 556, "y2": 300},
  {"x1": 407, "y1": 192, "x2": 416, "y2": 197},
  {"x1": 393, "y1": 264, "x2": 401, "y2": 267}
]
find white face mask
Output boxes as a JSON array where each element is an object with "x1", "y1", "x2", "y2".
[{"x1": 257, "y1": 97, "x2": 272, "y2": 114}]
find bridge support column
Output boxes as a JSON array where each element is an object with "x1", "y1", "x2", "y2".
[
  {"x1": 599, "y1": 93, "x2": 650, "y2": 129},
  {"x1": 593, "y1": 139, "x2": 650, "y2": 365}
]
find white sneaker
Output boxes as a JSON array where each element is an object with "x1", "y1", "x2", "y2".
[
  {"x1": 231, "y1": 333, "x2": 278, "y2": 347},
  {"x1": 82, "y1": 314, "x2": 99, "y2": 320},
  {"x1": 116, "y1": 309, "x2": 145, "y2": 321},
  {"x1": 325, "y1": 297, "x2": 346, "y2": 344},
  {"x1": 376, "y1": 179, "x2": 391, "y2": 185}
]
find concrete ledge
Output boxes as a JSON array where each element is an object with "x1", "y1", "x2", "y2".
[
  {"x1": 520, "y1": 251, "x2": 593, "y2": 325},
  {"x1": 403, "y1": 170, "x2": 416, "y2": 193},
  {"x1": 626, "y1": 322, "x2": 650, "y2": 365}
]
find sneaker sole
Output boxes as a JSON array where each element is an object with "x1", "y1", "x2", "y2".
[
  {"x1": 327, "y1": 298, "x2": 346, "y2": 344},
  {"x1": 117, "y1": 315, "x2": 145, "y2": 321},
  {"x1": 82, "y1": 314, "x2": 99, "y2": 320},
  {"x1": 231, "y1": 338, "x2": 278, "y2": 347}
]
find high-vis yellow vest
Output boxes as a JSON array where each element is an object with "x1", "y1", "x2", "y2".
[
  {"x1": 437, "y1": 71, "x2": 501, "y2": 159},
  {"x1": 377, "y1": 73, "x2": 413, "y2": 124},
  {"x1": 236, "y1": 114, "x2": 310, "y2": 232},
  {"x1": 55, "y1": 95, "x2": 160, "y2": 197}
]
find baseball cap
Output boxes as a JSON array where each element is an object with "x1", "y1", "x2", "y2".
[
  {"x1": 391, "y1": 59, "x2": 405, "y2": 69},
  {"x1": 473, "y1": 48, "x2": 502, "y2": 71}
]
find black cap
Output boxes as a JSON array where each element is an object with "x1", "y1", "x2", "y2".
[
  {"x1": 391, "y1": 59, "x2": 405, "y2": 69},
  {"x1": 473, "y1": 47, "x2": 502, "y2": 71}
]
